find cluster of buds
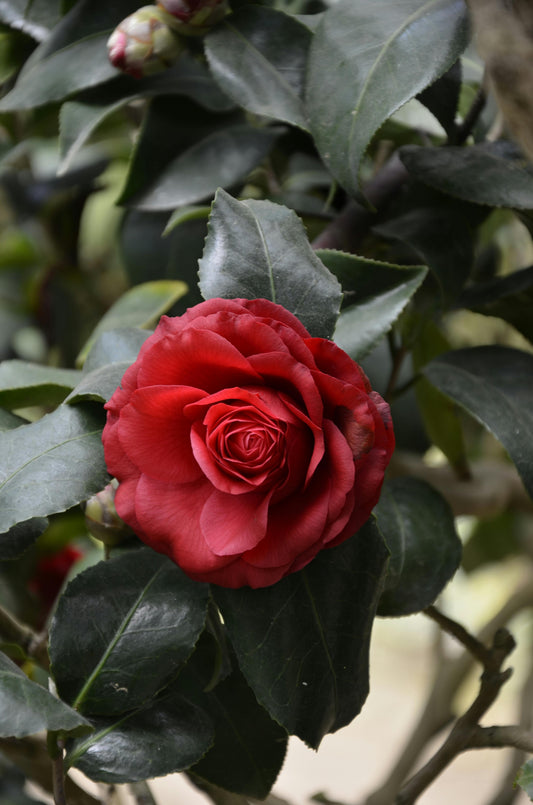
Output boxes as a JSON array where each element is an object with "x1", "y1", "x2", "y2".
[{"x1": 107, "y1": 0, "x2": 229, "y2": 79}]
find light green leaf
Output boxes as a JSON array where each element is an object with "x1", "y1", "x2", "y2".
[
  {"x1": 205, "y1": 6, "x2": 311, "y2": 130},
  {"x1": 517, "y1": 759, "x2": 533, "y2": 800},
  {"x1": 306, "y1": 0, "x2": 469, "y2": 196},
  {"x1": 0, "y1": 404, "x2": 108, "y2": 533},
  {"x1": 0, "y1": 360, "x2": 82, "y2": 410},
  {"x1": 0, "y1": 651, "x2": 92, "y2": 738},
  {"x1": 76, "y1": 280, "x2": 187, "y2": 368}
]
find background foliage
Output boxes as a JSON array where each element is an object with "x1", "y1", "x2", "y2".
[{"x1": 0, "y1": 0, "x2": 533, "y2": 804}]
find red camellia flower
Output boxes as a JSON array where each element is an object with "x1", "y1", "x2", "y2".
[{"x1": 103, "y1": 299, "x2": 394, "y2": 588}]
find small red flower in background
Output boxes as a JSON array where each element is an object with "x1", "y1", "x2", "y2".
[
  {"x1": 103, "y1": 298, "x2": 394, "y2": 589},
  {"x1": 28, "y1": 546, "x2": 82, "y2": 613}
]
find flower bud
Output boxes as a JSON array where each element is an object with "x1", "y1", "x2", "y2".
[
  {"x1": 84, "y1": 480, "x2": 133, "y2": 547},
  {"x1": 107, "y1": 5, "x2": 184, "y2": 79},
  {"x1": 157, "y1": 0, "x2": 229, "y2": 34}
]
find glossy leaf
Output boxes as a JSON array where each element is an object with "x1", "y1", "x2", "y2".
[
  {"x1": 0, "y1": 33, "x2": 116, "y2": 111},
  {"x1": 320, "y1": 250, "x2": 426, "y2": 360},
  {"x1": 375, "y1": 478, "x2": 462, "y2": 617},
  {"x1": 424, "y1": 346, "x2": 533, "y2": 500},
  {"x1": 58, "y1": 56, "x2": 234, "y2": 173},
  {"x1": 306, "y1": 0, "x2": 469, "y2": 196},
  {"x1": 0, "y1": 404, "x2": 108, "y2": 533},
  {"x1": 400, "y1": 141, "x2": 533, "y2": 209},
  {"x1": 129, "y1": 125, "x2": 282, "y2": 211},
  {"x1": 67, "y1": 686, "x2": 213, "y2": 784},
  {"x1": 0, "y1": 651, "x2": 92, "y2": 739},
  {"x1": 0, "y1": 360, "x2": 81, "y2": 409},
  {"x1": 459, "y1": 265, "x2": 533, "y2": 344},
  {"x1": 181, "y1": 637, "x2": 287, "y2": 799},
  {"x1": 49, "y1": 548, "x2": 209, "y2": 716},
  {"x1": 205, "y1": 6, "x2": 311, "y2": 130},
  {"x1": 0, "y1": 517, "x2": 48, "y2": 561},
  {"x1": 199, "y1": 189, "x2": 342, "y2": 339},
  {"x1": 76, "y1": 280, "x2": 187, "y2": 367},
  {"x1": 213, "y1": 519, "x2": 389, "y2": 748},
  {"x1": 516, "y1": 759, "x2": 533, "y2": 800}
]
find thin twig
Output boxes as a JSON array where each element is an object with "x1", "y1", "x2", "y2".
[
  {"x1": 424, "y1": 605, "x2": 491, "y2": 666},
  {"x1": 396, "y1": 629, "x2": 516, "y2": 805},
  {"x1": 0, "y1": 603, "x2": 49, "y2": 669},
  {"x1": 466, "y1": 725, "x2": 533, "y2": 753},
  {"x1": 130, "y1": 781, "x2": 158, "y2": 805},
  {"x1": 364, "y1": 582, "x2": 533, "y2": 805}
]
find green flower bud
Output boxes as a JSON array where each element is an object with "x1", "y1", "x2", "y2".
[
  {"x1": 107, "y1": 5, "x2": 184, "y2": 78},
  {"x1": 84, "y1": 480, "x2": 134, "y2": 547},
  {"x1": 157, "y1": 0, "x2": 229, "y2": 35}
]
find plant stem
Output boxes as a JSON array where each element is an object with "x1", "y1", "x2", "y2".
[
  {"x1": 51, "y1": 737, "x2": 68, "y2": 805},
  {"x1": 423, "y1": 605, "x2": 491, "y2": 666},
  {"x1": 396, "y1": 629, "x2": 516, "y2": 804},
  {"x1": 0, "y1": 603, "x2": 49, "y2": 669},
  {"x1": 466, "y1": 724, "x2": 533, "y2": 753},
  {"x1": 130, "y1": 781, "x2": 158, "y2": 805},
  {"x1": 449, "y1": 80, "x2": 487, "y2": 146}
]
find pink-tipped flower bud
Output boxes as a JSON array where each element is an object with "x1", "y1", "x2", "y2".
[
  {"x1": 107, "y1": 5, "x2": 184, "y2": 79},
  {"x1": 84, "y1": 480, "x2": 134, "y2": 547},
  {"x1": 157, "y1": 0, "x2": 229, "y2": 34}
]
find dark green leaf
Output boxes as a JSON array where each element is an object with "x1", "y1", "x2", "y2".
[
  {"x1": 205, "y1": 6, "x2": 311, "y2": 130},
  {"x1": 306, "y1": 0, "x2": 469, "y2": 196},
  {"x1": 0, "y1": 361, "x2": 81, "y2": 409},
  {"x1": 83, "y1": 329, "x2": 151, "y2": 373},
  {"x1": 374, "y1": 189, "x2": 485, "y2": 304},
  {"x1": 66, "y1": 686, "x2": 213, "y2": 784},
  {"x1": 417, "y1": 61, "x2": 462, "y2": 137},
  {"x1": 0, "y1": 33, "x2": 117, "y2": 111},
  {"x1": 181, "y1": 636, "x2": 287, "y2": 799},
  {"x1": 213, "y1": 519, "x2": 389, "y2": 748},
  {"x1": 129, "y1": 125, "x2": 283, "y2": 211},
  {"x1": 0, "y1": 404, "x2": 108, "y2": 533},
  {"x1": 459, "y1": 265, "x2": 533, "y2": 344},
  {"x1": 400, "y1": 141, "x2": 533, "y2": 209},
  {"x1": 424, "y1": 346, "x2": 533, "y2": 500},
  {"x1": 516, "y1": 758, "x2": 533, "y2": 800},
  {"x1": 0, "y1": 518, "x2": 48, "y2": 561},
  {"x1": 199, "y1": 189, "x2": 342, "y2": 339},
  {"x1": 0, "y1": 0, "x2": 62, "y2": 40},
  {"x1": 375, "y1": 478, "x2": 461, "y2": 617},
  {"x1": 49, "y1": 548, "x2": 209, "y2": 716},
  {"x1": 0, "y1": 651, "x2": 92, "y2": 739},
  {"x1": 411, "y1": 318, "x2": 467, "y2": 472},
  {"x1": 58, "y1": 56, "x2": 234, "y2": 173},
  {"x1": 319, "y1": 250, "x2": 426, "y2": 360},
  {"x1": 76, "y1": 280, "x2": 187, "y2": 367}
]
